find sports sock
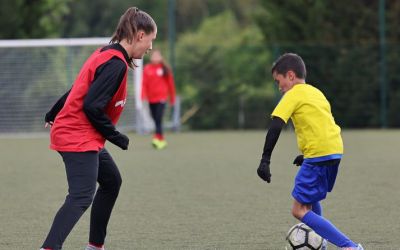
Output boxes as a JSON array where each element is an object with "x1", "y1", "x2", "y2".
[
  {"x1": 301, "y1": 211, "x2": 357, "y2": 248},
  {"x1": 312, "y1": 201, "x2": 322, "y2": 216}
]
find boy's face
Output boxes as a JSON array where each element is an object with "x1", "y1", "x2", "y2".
[{"x1": 272, "y1": 70, "x2": 296, "y2": 93}]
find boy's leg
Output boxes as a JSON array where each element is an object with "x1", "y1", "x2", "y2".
[
  {"x1": 311, "y1": 201, "x2": 322, "y2": 216},
  {"x1": 42, "y1": 151, "x2": 98, "y2": 250},
  {"x1": 88, "y1": 148, "x2": 122, "y2": 246},
  {"x1": 293, "y1": 200, "x2": 357, "y2": 248},
  {"x1": 311, "y1": 201, "x2": 328, "y2": 250},
  {"x1": 292, "y1": 161, "x2": 357, "y2": 248}
]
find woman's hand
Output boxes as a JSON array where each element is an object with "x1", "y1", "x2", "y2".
[{"x1": 45, "y1": 121, "x2": 54, "y2": 128}]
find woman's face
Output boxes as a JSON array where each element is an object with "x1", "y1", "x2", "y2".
[
  {"x1": 131, "y1": 28, "x2": 157, "y2": 59},
  {"x1": 150, "y1": 50, "x2": 163, "y2": 64}
]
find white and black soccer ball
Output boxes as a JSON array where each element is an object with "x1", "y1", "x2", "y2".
[{"x1": 285, "y1": 223, "x2": 323, "y2": 250}]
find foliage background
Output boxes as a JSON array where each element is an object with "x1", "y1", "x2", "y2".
[{"x1": 0, "y1": 0, "x2": 399, "y2": 129}]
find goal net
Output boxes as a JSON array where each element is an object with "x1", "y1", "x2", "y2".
[{"x1": 0, "y1": 38, "x2": 179, "y2": 136}]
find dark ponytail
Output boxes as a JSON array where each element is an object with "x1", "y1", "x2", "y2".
[
  {"x1": 110, "y1": 7, "x2": 156, "y2": 45},
  {"x1": 161, "y1": 63, "x2": 170, "y2": 77},
  {"x1": 110, "y1": 7, "x2": 156, "y2": 68}
]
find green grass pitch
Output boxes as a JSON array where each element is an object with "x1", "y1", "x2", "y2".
[{"x1": 0, "y1": 130, "x2": 399, "y2": 249}]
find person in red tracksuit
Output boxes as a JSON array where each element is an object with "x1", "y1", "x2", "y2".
[
  {"x1": 40, "y1": 7, "x2": 157, "y2": 250},
  {"x1": 141, "y1": 49, "x2": 176, "y2": 149}
]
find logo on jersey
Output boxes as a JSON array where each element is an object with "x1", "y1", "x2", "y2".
[
  {"x1": 115, "y1": 99, "x2": 126, "y2": 108},
  {"x1": 156, "y1": 68, "x2": 164, "y2": 76}
]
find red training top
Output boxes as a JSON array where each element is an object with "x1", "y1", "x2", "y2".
[
  {"x1": 141, "y1": 63, "x2": 176, "y2": 105},
  {"x1": 50, "y1": 48, "x2": 128, "y2": 152}
]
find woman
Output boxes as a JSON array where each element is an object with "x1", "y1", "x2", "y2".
[
  {"x1": 41, "y1": 7, "x2": 157, "y2": 250},
  {"x1": 141, "y1": 49, "x2": 176, "y2": 149}
]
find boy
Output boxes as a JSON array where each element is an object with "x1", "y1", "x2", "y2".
[{"x1": 257, "y1": 53, "x2": 363, "y2": 250}]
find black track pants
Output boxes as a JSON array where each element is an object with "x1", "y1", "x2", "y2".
[
  {"x1": 42, "y1": 148, "x2": 122, "y2": 249},
  {"x1": 149, "y1": 102, "x2": 166, "y2": 135}
]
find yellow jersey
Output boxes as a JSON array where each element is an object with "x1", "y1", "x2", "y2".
[{"x1": 271, "y1": 83, "x2": 343, "y2": 159}]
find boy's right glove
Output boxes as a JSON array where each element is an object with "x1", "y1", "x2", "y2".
[
  {"x1": 293, "y1": 155, "x2": 304, "y2": 166},
  {"x1": 257, "y1": 158, "x2": 271, "y2": 183}
]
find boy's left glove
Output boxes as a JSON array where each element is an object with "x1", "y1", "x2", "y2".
[
  {"x1": 257, "y1": 158, "x2": 271, "y2": 183},
  {"x1": 293, "y1": 155, "x2": 304, "y2": 166}
]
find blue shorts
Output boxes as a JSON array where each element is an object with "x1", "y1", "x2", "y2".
[{"x1": 292, "y1": 159, "x2": 340, "y2": 204}]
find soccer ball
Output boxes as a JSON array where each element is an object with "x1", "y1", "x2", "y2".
[{"x1": 285, "y1": 223, "x2": 323, "y2": 250}]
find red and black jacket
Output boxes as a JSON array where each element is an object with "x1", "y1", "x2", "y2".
[
  {"x1": 141, "y1": 63, "x2": 176, "y2": 105},
  {"x1": 46, "y1": 43, "x2": 130, "y2": 152}
]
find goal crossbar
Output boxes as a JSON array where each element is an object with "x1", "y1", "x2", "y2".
[{"x1": 0, "y1": 37, "x2": 110, "y2": 48}]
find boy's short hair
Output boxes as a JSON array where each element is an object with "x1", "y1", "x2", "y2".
[{"x1": 271, "y1": 53, "x2": 307, "y2": 79}]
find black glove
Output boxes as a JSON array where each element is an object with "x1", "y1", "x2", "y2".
[
  {"x1": 45, "y1": 111, "x2": 55, "y2": 123},
  {"x1": 293, "y1": 155, "x2": 304, "y2": 166},
  {"x1": 257, "y1": 158, "x2": 271, "y2": 183},
  {"x1": 107, "y1": 132, "x2": 129, "y2": 150}
]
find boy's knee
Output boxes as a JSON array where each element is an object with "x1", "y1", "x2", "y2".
[
  {"x1": 291, "y1": 204, "x2": 310, "y2": 220},
  {"x1": 291, "y1": 207, "x2": 303, "y2": 220}
]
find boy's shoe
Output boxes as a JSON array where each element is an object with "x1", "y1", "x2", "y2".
[
  {"x1": 340, "y1": 244, "x2": 364, "y2": 250},
  {"x1": 321, "y1": 239, "x2": 328, "y2": 250}
]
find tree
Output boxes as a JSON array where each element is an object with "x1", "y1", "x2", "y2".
[
  {"x1": 61, "y1": 0, "x2": 169, "y2": 39},
  {"x1": 0, "y1": 0, "x2": 71, "y2": 38},
  {"x1": 175, "y1": 10, "x2": 274, "y2": 129},
  {"x1": 255, "y1": 0, "x2": 400, "y2": 127}
]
